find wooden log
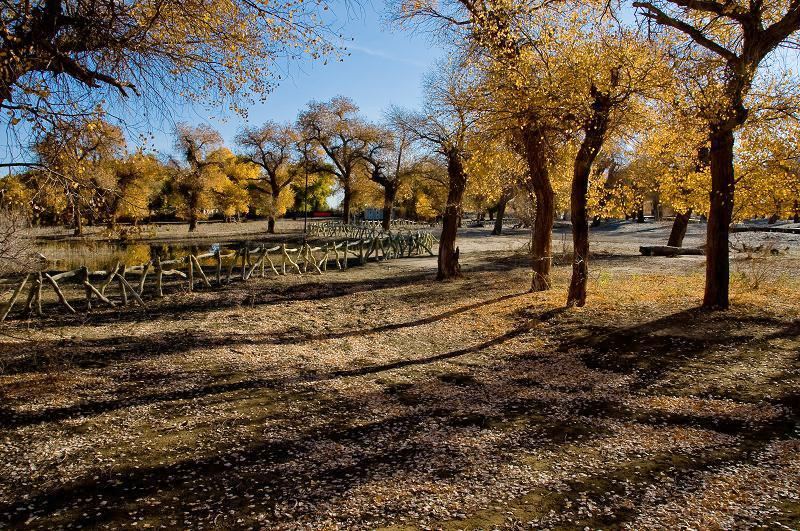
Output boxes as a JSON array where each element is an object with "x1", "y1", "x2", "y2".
[
  {"x1": 191, "y1": 255, "x2": 212, "y2": 288},
  {"x1": 639, "y1": 245, "x2": 705, "y2": 257},
  {"x1": 44, "y1": 273, "x2": 76, "y2": 313},
  {"x1": 155, "y1": 256, "x2": 164, "y2": 298},
  {"x1": 241, "y1": 247, "x2": 249, "y2": 279},
  {"x1": 161, "y1": 269, "x2": 187, "y2": 278},
  {"x1": 50, "y1": 269, "x2": 80, "y2": 282}
]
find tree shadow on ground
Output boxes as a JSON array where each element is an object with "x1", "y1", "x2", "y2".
[{"x1": 1, "y1": 304, "x2": 798, "y2": 528}]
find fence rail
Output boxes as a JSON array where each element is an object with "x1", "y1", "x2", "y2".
[
  {"x1": 1, "y1": 232, "x2": 438, "y2": 322},
  {"x1": 309, "y1": 220, "x2": 436, "y2": 239}
]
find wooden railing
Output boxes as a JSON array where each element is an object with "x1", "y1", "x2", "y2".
[{"x1": 1, "y1": 232, "x2": 438, "y2": 322}]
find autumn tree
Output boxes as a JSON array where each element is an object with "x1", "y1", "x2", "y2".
[
  {"x1": 556, "y1": 25, "x2": 669, "y2": 307},
  {"x1": 464, "y1": 135, "x2": 524, "y2": 235},
  {"x1": 634, "y1": 0, "x2": 800, "y2": 309},
  {"x1": 237, "y1": 122, "x2": 299, "y2": 232},
  {"x1": 391, "y1": 68, "x2": 479, "y2": 280},
  {"x1": 398, "y1": 0, "x2": 570, "y2": 291},
  {"x1": 106, "y1": 153, "x2": 166, "y2": 228},
  {"x1": 33, "y1": 117, "x2": 126, "y2": 235},
  {"x1": 0, "y1": 0, "x2": 341, "y2": 139},
  {"x1": 168, "y1": 124, "x2": 230, "y2": 231},
  {"x1": 298, "y1": 96, "x2": 381, "y2": 223},
  {"x1": 361, "y1": 116, "x2": 426, "y2": 230}
]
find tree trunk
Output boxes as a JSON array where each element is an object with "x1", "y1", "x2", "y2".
[
  {"x1": 652, "y1": 195, "x2": 661, "y2": 221},
  {"x1": 382, "y1": 183, "x2": 397, "y2": 231},
  {"x1": 567, "y1": 160, "x2": 591, "y2": 307},
  {"x1": 703, "y1": 129, "x2": 735, "y2": 310},
  {"x1": 438, "y1": 149, "x2": 467, "y2": 280},
  {"x1": 636, "y1": 206, "x2": 645, "y2": 223},
  {"x1": 667, "y1": 209, "x2": 692, "y2": 247},
  {"x1": 188, "y1": 214, "x2": 197, "y2": 232},
  {"x1": 491, "y1": 196, "x2": 509, "y2": 235},
  {"x1": 268, "y1": 189, "x2": 280, "y2": 233},
  {"x1": 794, "y1": 200, "x2": 799, "y2": 223},
  {"x1": 768, "y1": 213, "x2": 779, "y2": 224},
  {"x1": 73, "y1": 201, "x2": 83, "y2": 237},
  {"x1": 520, "y1": 123, "x2": 554, "y2": 292},
  {"x1": 566, "y1": 90, "x2": 611, "y2": 307},
  {"x1": 342, "y1": 179, "x2": 352, "y2": 225}
]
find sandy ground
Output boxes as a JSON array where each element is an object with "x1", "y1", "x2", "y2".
[{"x1": 0, "y1": 224, "x2": 798, "y2": 529}]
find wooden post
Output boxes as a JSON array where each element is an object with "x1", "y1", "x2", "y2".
[
  {"x1": 265, "y1": 251, "x2": 279, "y2": 276},
  {"x1": 23, "y1": 277, "x2": 37, "y2": 315},
  {"x1": 116, "y1": 273, "x2": 145, "y2": 306},
  {"x1": 44, "y1": 273, "x2": 76, "y2": 313},
  {"x1": 188, "y1": 255, "x2": 194, "y2": 291},
  {"x1": 261, "y1": 249, "x2": 266, "y2": 277},
  {"x1": 191, "y1": 255, "x2": 211, "y2": 288},
  {"x1": 117, "y1": 263, "x2": 128, "y2": 305},
  {"x1": 227, "y1": 249, "x2": 239, "y2": 283},
  {"x1": 281, "y1": 244, "x2": 287, "y2": 275},
  {"x1": 241, "y1": 247, "x2": 248, "y2": 279},
  {"x1": 138, "y1": 261, "x2": 151, "y2": 296},
  {"x1": 81, "y1": 267, "x2": 115, "y2": 308},
  {"x1": 333, "y1": 242, "x2": 341, "y2": 270},
  {"x1": 100, "y1": 262, "x2": 119, "y2": 295},
  {"x1": 155, "y1": 256, "x2": 164, "y2": 298},
  {"x1": 35, "y1": 272, "x2": 43, "y2": 316},
  {"x1": 215, "y1": 250, "x2": 222, "y2": 286},
  {"x1": 81, "y1": 267, "x2": 92, "y2": 311}
]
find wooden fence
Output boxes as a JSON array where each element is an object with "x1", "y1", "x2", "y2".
[
  {"x1": 309, "y1": 221, "x2": 435, "y2": 239},
  {"x1": 0, "y1": 231, "x2": 438, "y2": 322}
]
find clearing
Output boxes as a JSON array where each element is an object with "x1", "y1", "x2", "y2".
[{"x1": 1, "y1": 222, "x2": 799, "y2": 529}]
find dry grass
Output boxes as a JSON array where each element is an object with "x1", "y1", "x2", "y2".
[{"x1": 0, "y1": 247, "x2": 798, "y2": 529}]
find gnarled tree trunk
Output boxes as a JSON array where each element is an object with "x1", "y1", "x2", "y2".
[
  {"x1": 567, "y1": 87, "x2": 611, "y2": 307},
  {"x1": 342, "y1": 178, "x2": 352, "y2": 225},
  {"x1": 438, "y1": 149, "x2": 467, "y2": 280},
  {"x1": 520, "y1": 123, "x2": 554, "y2": 292},
  {"x1": 382, "y1": 182, "x2": 398, "y2": 231},
  {"x1": 703, "y1": 128, "x2": 735, "y2": 310}
]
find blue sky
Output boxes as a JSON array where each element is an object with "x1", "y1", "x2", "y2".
[{"x1": 147, "y1": 2, "x2": 443, "y2": 155}]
